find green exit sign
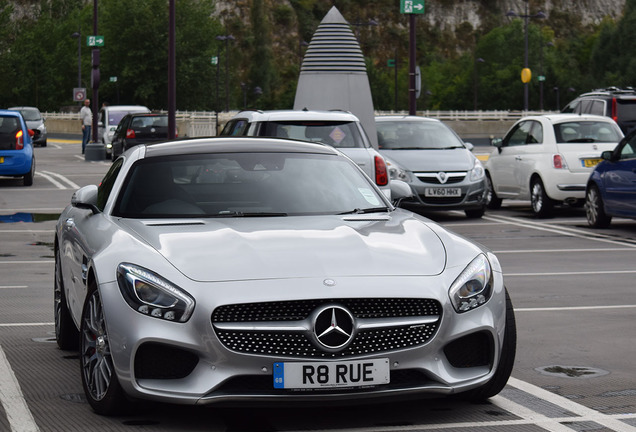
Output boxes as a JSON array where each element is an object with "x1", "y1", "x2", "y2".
[
  {"x1": 87, "y1": 35, "x2": 104, "y2": 47},
  {"x1": 400, "y1": 0, "x2": 425, "y2": 14}
]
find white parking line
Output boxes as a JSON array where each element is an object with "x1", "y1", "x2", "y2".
[
  {"x1": 0, "y1": 286, "x2": 28, "y2": 289},
  {"x1": 33, "y1": 172, "x2": 66, "y2": 189},
  {"x1": 38, "y1": 171, "x2": 80, "y2": 190},
  {"x1": 0, "y1": 344, "x2": 40, "y2": 432}
]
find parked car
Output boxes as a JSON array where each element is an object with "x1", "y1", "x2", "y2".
[
  {"x1": 485, "y1": 114, "x2": 623, "y2": 217},
  {"x1": 376, "y1": 115, "x2": 487, "y2": 218},
  {"x1": 98, "y1": 105, "x2": 150, "y2": 156},
  {"x1": 0, "y1": 109, "x2": 35, "y2": 186},
  {"x1": 54, "y1": 136, "x2": 515, "y2": 415},
  {"x1": 220, "y1": 110, "x2": 390, "y2": 198},
  {"x1": 8, "y1": 106, "x2": 47, "y2": 146},
  {"x1": 562, "y1": 87, "x2": 636, "y2": 134},
  {"x1": 585, "y1": 128, "x2": 636, "y2": 227},
  {"x1": 110, "y1": 113, "x2": 172, "y2": 160}
]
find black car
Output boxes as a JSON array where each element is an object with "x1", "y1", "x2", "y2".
[
  {"x1": 562, "y1": 87, "x2": 636, "y2": 134},
  {"x1": 111, "y1": 113, "x2": 173, "y2": 160}
]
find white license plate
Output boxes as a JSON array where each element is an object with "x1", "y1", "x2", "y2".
[
  {"x1": 273, "y1": 359, "x2": 390, "y2": 389},
  {"x1": 424, "y1": 187, "x2": 461, "y2": 197}
]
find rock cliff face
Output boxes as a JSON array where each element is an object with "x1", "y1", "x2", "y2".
[{"x1": 423, "y1": 0, "x2": 626, "y2": 30}]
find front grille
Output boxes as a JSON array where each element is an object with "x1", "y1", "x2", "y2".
[
  {"x1": 212, "y1": 298, "x2": 441, "y2": 359},
  {"x1": 419, "y1": 194, "x2": 465, "y2": 205},
  {"x1": 415, "y1": 173, "x2": 466, "y2": 185}
]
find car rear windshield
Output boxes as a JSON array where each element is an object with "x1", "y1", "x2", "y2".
[
  {"x1": 114, "y1": 152, "x2": 384, "y2": 218},
  {"x1": 376, "y1": 120, "x2": 464, "y2": 149},
  {"x1": 0, "y1": 117, "x2": 21, "y2": 150},
  {"x1": 616, "y1": 99, "x2": 636, "y2": 121},
  {"x1": 259, "y1": 121, "x2": 366, "y2": 148},
  {"x1": 553, "y1": 121, "x2": 622, "y2": 143}
]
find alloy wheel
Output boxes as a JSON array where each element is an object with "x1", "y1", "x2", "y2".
[{"x1": 81, "y1": 290, "x2": 114, "y2": 402}]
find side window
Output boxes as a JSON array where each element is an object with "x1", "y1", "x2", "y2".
[
  {"x1": 590, "y1": 100, "x2": 605, "y2": 116},
  {"x1": 527, "y1": 121, "x2": 543, "y2": 144},
  {"x1": 221, "y1": 119, "x2": 248, "y2": 136},
  {"x1": 96, "y1": 159, "x2": 124, "y2": 211},
  {"x1": 619, "y1": 135, "x2": 636, "y2": 160},
  {"x1": 579, "y1": 99, "x2": 594, "y2": 114},
  {"x1": 504, "y1": 121, "x2": 531, "y2": 147},
  {"x1": 562, "y1": 101, "x2": 578, "y2": 113}
]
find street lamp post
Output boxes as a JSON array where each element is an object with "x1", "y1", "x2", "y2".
[
  {"x1": 351, "y1": 18, "x2": 378, "y2": 39},
  {"x1": 70, "y1": 29, "x2": 81, "y2": 89},
  {"x1": 473, "y1": 57, "x2": 485, "y2": 111},
  {"x1": 506, "y1": 2, "x2": 545, "y2": 111},
  {"x1": 215, "y1": 34, "x2": 235, "y2": 112}
]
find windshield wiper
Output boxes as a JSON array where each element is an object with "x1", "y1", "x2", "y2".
[
  {"x1": 338, "y1": 207, "x2": 389, "y2": 215},
  {"x1": 211, "y1": 211, "x2": 288, "y2": 217}
]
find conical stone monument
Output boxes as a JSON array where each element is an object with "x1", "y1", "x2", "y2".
[{"x1": 293, "y1": 6, "x2": 378, "y2": 149}]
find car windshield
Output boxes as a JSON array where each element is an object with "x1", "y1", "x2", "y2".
[
  {"x1": 377, "y1": 120, "x2": 464, "y2": 150},
  {"x1": 554, "y1": 121, "x2": 622, "y2": 143},
  {"x1": 14, "y1": 108, "x2": 41, "y2": 121},
  {"x1": 261, "y1": 121, "x2": 365, "y2": 148},
  {"x1": 113, "y1": 152, "x2": 386, "y2": 218}
]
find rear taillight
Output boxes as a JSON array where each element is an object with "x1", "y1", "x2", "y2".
[
  {"x1": 15, "y1": 130, "x2": 24, "y2": 150},
  {"x1": 374, "y1": 155, "x2": 389, "y2": 186},
  {"x1": 612, "y1": 97, "x2": 618, "y2": 122},
  {"x1": 126, "y1": 129, "x2": 136, "y2": 139},
  {"x1": 553, "y1": 154, "x2": 566, "y2": 169}
]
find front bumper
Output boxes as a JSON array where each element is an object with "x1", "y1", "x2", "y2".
[{"x1": 99, "y1": 271, "x2": 506, "y2": 406}]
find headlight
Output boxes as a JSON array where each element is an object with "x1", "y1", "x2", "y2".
[
  {"x1": 469, "y1": 159, "x2": 485, "y2": 181},
  {"x1": 448, "y1": 254, "x2": 492, "y2": 313},
  {"x1": 385, "y1": 158, "x2": 409, "y2": 181},
  {"x1": 117, "y1": 263, "x2": 195, "y2": 322}
]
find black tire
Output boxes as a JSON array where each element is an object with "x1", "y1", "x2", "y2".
[
  {"x1": 23, "y1": 160, "x2": 34, "y2": 186},
  {"x1": 485, "y1": 175, "x2": 502, "y2": 210},
  {"x1": 54, "y1": 247, "x2": 79, "y2": 350},
  {"x1": 80, "y1": 283, "x2": 127, "y2": 416},
  {"x1": 41, "y1": 140, "x2": 47, "y2": 147},
  {"x1": 586, "y1": 184, "x2": 612, "y2": 228},
  {"x1": 465, "y1": 207, "x2": 485, "y2": 218},
  {"x1": 530, "y1": 177, "x2": 554, "y2": 217},
  {"x1": 463, "y1": 288, "x2": 517, "y2": 401}
]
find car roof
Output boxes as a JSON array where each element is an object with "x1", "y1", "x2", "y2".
[
  {"x1": 0, "y1": 109, "x2": 24, "y2": 118},
  {"x1": 375, "y1": 115, "x2": 441, "y2": 124},
  {"x1": 102, "y1": 105, "x2": 150, "y2": 112},
  {"x1": 7, "y1": 106, "x2": 40, "y2": 111},
  {"x1": 232, "y1": 109, "x2": 360, "y2": 122},
  {"x1": 128, "y1": 113, "x2": 166, "y2": 117},
  {"x1": 522, "y1": 113, "x2": 619, "y2": 124},
  {"x1": 143, "y1": 137, "x2": 342, "y2": 158}
]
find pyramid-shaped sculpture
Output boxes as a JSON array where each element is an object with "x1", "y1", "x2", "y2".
[{"x1": 293, "y1": 6, "x2": 378, "y2": 149}]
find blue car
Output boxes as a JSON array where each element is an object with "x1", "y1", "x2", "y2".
[
  {"x1": 586, "y1": 128, "x2": 636, "y2": 227},
  {"x1": 0, "y1": 109, "x2": 35, "y2": 186}
]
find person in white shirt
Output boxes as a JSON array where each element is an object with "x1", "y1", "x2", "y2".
[{"x1": 80, "y1": 99, "x2": 92, "y2": 154}]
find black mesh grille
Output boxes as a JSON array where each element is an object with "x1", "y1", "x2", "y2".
[
  {"x1": 134, "y1": 343, "x2": 199, "y2": 379},
  {"x1": 419, "y1": 195, "x2": 465, "y2": 205},
  {"x1": 443, "y1": 331, "x2": 493, "y2": 368},
  {"x1": 415, "y1": 175, "x2": 465, "y2": 185},
  {"x1": 212, "y1": 298, "x2": 441, "y2": 359}
]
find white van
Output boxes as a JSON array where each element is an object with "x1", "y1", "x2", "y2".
[{"x1": 98, "y1": 105, "x2": 150, "y2": 156}]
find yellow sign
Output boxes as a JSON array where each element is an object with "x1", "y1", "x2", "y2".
[{"x1": 521, "y1": 68, "x2": 532, "y2": 84}]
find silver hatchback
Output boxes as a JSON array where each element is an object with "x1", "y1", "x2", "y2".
[{"x1": 376, "y1": 116, "x2": 487, "y2": 218}]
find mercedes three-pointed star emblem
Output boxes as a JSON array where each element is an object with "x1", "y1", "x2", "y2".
[{"x1": 311, "y1": 305, "x2": 355, "y2": 351}]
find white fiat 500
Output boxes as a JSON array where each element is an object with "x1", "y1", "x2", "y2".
[
  {"x1": 485, "y1": 113, "x2": 623, "y2": 217},
  {"x1": 55, "y1": 137, "x2": 515, "y2": 415}
]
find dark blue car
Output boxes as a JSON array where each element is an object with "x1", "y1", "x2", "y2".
[
  {"x1": 586, "y1": 128, "x2": 636, "y2": 227},
  {"x1": 0, "y1": 109, "x2": 35, "y2": 186}
]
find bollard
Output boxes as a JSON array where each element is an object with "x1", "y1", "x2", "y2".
[{"x1": 84, "y1": 141, "x2": 106, "y2": 161}]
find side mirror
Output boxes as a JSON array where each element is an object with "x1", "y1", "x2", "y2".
[
  {"x1": 390, "y1": 180, "x2": 413, "y2": 205},
  {"x1": 464, "y1": 142, "x2": 474, "y2": 151},
  {"x1": 601, "y1": 150, "x2": 614, "y2": 161},
  {"x1": 98, "y1": 121, "x2": 104, "y2": 128},
  {"x1": 28, "y1": 129, "x2": 35, "y2": 137},
  {"x1": 71, "y1": 185, "x2": 100, "y2": 214},
  {"x1": 490, "y1": 138, "x2": 503, "y2": 148}
]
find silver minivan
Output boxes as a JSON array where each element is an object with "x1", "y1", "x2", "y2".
[{"x1": 98, "y1": 105, "x2": 149, "y2": 156}]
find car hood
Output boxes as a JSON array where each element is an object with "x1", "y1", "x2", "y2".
[
  {"x1": 120, "y1": 213, "x2": 447, "y2": 282},
  {"x1": 380, "y1": 148, "x2": 475, "y2": 171}
]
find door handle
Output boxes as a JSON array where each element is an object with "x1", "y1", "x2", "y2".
[{"x1": 515, "y1": 156, "x2": 523, "y2": 161}]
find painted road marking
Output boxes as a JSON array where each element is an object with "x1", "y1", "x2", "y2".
[
  {"x1": 39, "y1": 171, "x2": 80, "y2": 190},
  {"x1": 0, "y1": 344, "x2": 39, "y2": 432}
]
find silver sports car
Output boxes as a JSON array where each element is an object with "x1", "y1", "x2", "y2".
[{"x1": 54, "y1": 137, "x2": 516, "y2": 415}]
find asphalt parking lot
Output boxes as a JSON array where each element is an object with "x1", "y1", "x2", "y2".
[{"x1": 0, "y1": 138, "x2": 634, "y2": 431}]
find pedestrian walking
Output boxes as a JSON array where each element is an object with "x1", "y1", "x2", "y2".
[{"x1": 80, "y1": 99, "x2": 92, "y2": 154}]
